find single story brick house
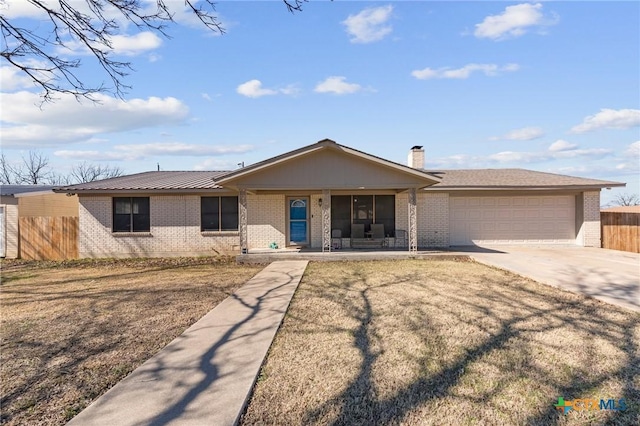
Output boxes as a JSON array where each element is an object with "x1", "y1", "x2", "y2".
[{"x1": 54, "y1": 139, "x2": 625, "y2": 258}]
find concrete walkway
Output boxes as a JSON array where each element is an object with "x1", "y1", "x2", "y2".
[
  {"x1": 68, "y1": 260, "x2": 309, "y2": 426},
  {"x1": 468, "y1": 246, "x2": 640, "y2": 312}
]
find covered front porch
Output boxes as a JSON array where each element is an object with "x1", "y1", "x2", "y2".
[{"x1": 214, "y1": 140, "x2": 441, "y2": 255}]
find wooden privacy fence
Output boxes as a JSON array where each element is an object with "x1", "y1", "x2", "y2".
[
  {"x1": 601, "y1": 212, "x2": 639, "y2": 253},
  {"x1": 19, "y1": 217, "x2": 79, "y2": 260}
]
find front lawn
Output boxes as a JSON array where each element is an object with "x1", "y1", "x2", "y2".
[
  {"x1": 0, "y1": 257, "x2": 262, "y2": 425},
  {"x1": 242, "y1": 260, "x2": 639, "y2": 425}
]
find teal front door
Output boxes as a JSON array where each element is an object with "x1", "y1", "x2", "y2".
[{"x1": 288, "y1": 197, "x2": 309, "y2": 246}]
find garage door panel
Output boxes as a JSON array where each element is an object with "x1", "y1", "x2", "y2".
[
  {"x1": 513, "y1": 210, "x2": 526, "y2": 219},
  {"x1": 449, "y1": 195, "x2": 575, "y2": 245}
]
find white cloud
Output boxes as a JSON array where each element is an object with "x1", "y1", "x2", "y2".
[
  {"x1": 58, "y1": 31, "x2": 162, "y2": 56},
  {"x1": 193, "y1": 158, "x2": 243, "y2": 171},
  {"x1": 114, "y1": 143, "x2": 253, "y2": 157},
  {"x1": 548, "y1": 139, "x2": 578, "y2": 152},
  {"x1": 488, "y1": 151, "x2": 548, "y2": 163},
  {"x1": 280, "y1": 84, "x2": 301, "y2": 97},
  {"x1": 0, "y1": 66, "x2": 36, "y2": 91},
  {"x1": 0, "y1": 0, "x2": 46, "y2": 18},
  {"x1": 314, "y1": 76, "x2": 366, "y2": 95},
  {"x1": 626, "y1": 141, "x2": 640, "y2": 157},
  {"x1": 570, "y1": 108, "x2": 640, "y2": 133},
  {"x1": 111, "y1": 32, "x2": 162, "y2": 56},
  {"x1": 0, "y1": 91, "x2": 189, "y2": 147},
  {"x1": 342, "y1": 5, "x2": 393, "y2": 44},
  {"x1": 427, "y1": 143, "x2": 613, "y2": 169},
  {"x1": 474, "y1": 3, "x2": 558, "y2": 41},
  {"x1": 55, "y1": 143, "x2": 253, "y2": 162},
  {"x1": 236, "y1": 80, "x2": 278, "y2": 98},
  {"x1": 411, "y1": 63, "x2": 519, "y2": 80},
  {"x1": 490, "y1": 126, "x2": 544, "y2": 141}
]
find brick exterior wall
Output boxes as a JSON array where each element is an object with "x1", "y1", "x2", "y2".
[
  {"x1": 79, "y1": 190, "x2": 599, "y2": 257},
  {"x1": 418, "y1": 192, "x2": 449, "y2": 247},
  {"x1": 310, "y1": 194, "x2": 322, "y2": 248},
  {"x1": 79, "y1": 195, "x2": 240, "y2": 258},
  {"x1": 578, "y1": 191, "x2": 601, "y2": 247},
  {"x1": 247, "y1": 194, "x2": 286, "y2": 249}
]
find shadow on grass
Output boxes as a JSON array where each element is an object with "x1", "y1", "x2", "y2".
[
  {"x1": 297, "y1": 262, "x2": 639, "y2": 425},
  {"x1": 142, "y1": 269, "x2": 300, "y2": 426},
  {"x1": 1, "y1": 263, "x2": 257, "y2": 425}
]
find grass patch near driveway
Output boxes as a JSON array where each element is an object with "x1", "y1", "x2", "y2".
[
  {"x1": 242, "y1": 260, "x2": 640, "y2": 425},
  {"x1": 0, "y1": 257, "x2": 262, "y2": 426}
]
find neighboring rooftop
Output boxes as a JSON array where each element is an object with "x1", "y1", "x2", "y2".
[
  {"x1": 54, "y1": 171, "x2": 230, "y2": 193},
  {"x1": 426, "y1": 169, "x2": 625, "y2": 190},
  {"x1": 601, "y1": 205, "x2": 640, "y2": 213},
  {"x1": 0, "y1": 185, "x2": 56, "y2": 197}
]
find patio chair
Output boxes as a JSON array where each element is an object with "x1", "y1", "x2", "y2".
[
  {"x1": 350, "y1": 223, "x2": 365, "y2": 248},
  {"x1": 331, "y1": 229, "x2": 342, "y2": 249},
  {"x1": 395, "y1": 229, "x2": 408, "y2": 248},
  {"x1": 370, "y1": 223, "x2": 386, "y2": 247}
]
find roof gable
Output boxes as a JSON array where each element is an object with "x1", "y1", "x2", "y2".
[{"x1": 216, "y1": 139, "x2": 440, "y2": 190}]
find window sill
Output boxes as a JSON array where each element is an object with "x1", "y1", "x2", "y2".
[
  {"x1": 201, "y1": 231, "x2": 239, "y2": 237},
  {"x1": 112, "y1": 232, "x2": 153, "y2": 237}
]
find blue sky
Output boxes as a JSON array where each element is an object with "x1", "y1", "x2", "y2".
[{"x1": 1, "y1": 1, "x2": 638, "y2": 205}]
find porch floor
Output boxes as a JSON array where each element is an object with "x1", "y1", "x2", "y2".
[{"x1": 236, "y1": 247, "x2": 473, "y2": 264}]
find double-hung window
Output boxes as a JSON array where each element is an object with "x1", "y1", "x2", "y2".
[
  {"x1": 113, "y1": 197, "x2": 150, "y2": 232},
  {"x1": 201, "y1": 196, "x2": 239, "y2": 232}
]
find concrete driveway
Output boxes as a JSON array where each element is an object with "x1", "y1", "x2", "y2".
[{"x1": 465, "y1": 246, "x2": 640, "y2": 313}]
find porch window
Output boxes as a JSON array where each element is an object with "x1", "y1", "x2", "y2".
[
  {"x1": 331, "y1": 195, "x2": 395, "y2": 238},
  {"x1": 113, "y1": 197, "x2": 150, "y2": 232},
  {"x1": 331, "y1": 196, "x2": 351, "y2": 239},
  {"x1": 201, "y1": 196, "x2": 239, "y2": 231}
]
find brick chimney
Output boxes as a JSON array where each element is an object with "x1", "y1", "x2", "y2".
[{"x1": 407, "y1": 146, "x2": 424, "y2": 169}]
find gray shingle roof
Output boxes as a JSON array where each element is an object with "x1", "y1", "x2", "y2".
[
  {"x1": 54, "y1": 171, "x2": 230, "y2": 192},
  {"x1": 426, "y1": 168, "x2": 624, "y2": 189},
  {"x1": 1, "y1": 185, "x2": 56, "y2": 196}
]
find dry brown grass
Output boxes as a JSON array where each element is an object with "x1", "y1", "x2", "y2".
[
  {"x1": 0, "y1": 257, "x2": 262, "y2": 425},
  {"x1": 242, "y1": 260, "x2": 640, "y2": 425}
]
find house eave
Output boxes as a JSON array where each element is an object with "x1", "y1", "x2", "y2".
[
  {"x1": 53, "y1": 188, "x2": 231, "y2": 195},
  {"x1": 424, "y1": 183, "x2": 626, "y2": 191}
]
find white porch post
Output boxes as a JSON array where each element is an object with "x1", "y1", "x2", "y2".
[
  {"x1": 239, "y1": 188, "x2": 248, "y2": 254},
  {"x1": 408, "y1": 188, "x2": 418, "y2": 254},
  {"x1": 322, "y1": 189, "x2": 331, "y2": 252}
]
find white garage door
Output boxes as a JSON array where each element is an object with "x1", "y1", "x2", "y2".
[{"x1": 450, "y1": 195, "x2": 575, "y2": 246}]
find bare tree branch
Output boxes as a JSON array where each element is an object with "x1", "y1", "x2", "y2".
[
  {"x1": 611, "y1": 193, "x2": 640, "y2": 207},
  {"x1": 1, "y1": 151, "x2": 124, "y2": 185},
  {"x1": 70, "y1": 161, "x2": 124, "y2": 183},
  {"x1": 1, "y1": 0, "x2": 305, "y2": 103},
  {"x1": 0, "y1": 153, "x2": 24, "y2": 184},
  {"x1": 21, "y1": 150, "x2": 51, "y2": 184}
]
